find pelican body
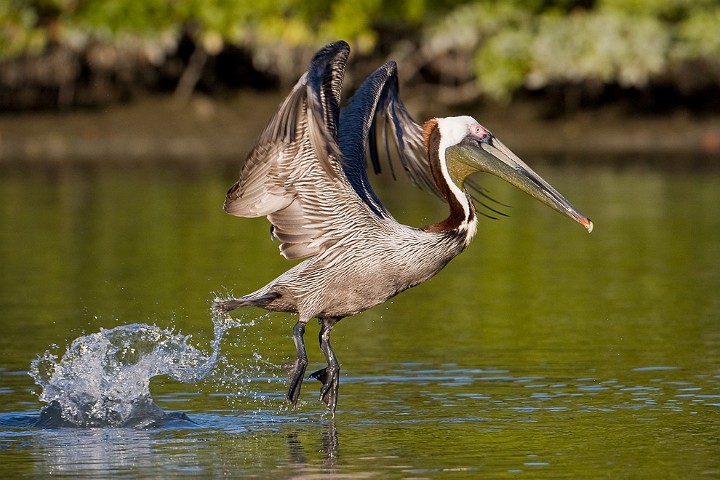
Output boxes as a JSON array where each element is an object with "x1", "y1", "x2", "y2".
[{"x1": 214, "y1": 41, "x2": 592, "y2": 415}]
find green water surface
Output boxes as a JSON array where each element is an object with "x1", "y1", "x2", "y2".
[{"x1": 0, "y1": 160, "x2": 718, "y2": 478}]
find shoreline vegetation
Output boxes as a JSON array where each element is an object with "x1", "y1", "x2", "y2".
[
  {"x1": 1, "y1": 1, "x2": 719, "y2": 164},
  {"x1": 3, "y1": 1, "x2": 720, "y2": 110}
]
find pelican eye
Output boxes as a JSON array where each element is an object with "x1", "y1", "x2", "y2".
[{"x1": 469, "y1": 123, "x2": 491, "y2": 143}]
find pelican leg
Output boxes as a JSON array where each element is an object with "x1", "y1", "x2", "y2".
[
  {"x1": 310, "y1": 317, "x2": 340, "y2": 415},
  {"x1": 286, "y1": 320, "x2": 308, "y2": 407}
]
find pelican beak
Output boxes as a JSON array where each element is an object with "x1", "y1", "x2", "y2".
[{"x1": 447, "y1": 137, "x2": 593, "y2": 232}]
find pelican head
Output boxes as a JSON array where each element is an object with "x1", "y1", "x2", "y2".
[{"x1": 429, "y1": 116, "x2": 593, "y2": 233}]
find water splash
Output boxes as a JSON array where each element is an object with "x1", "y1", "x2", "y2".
[
  {"x1": 29, "y1": 312, "x2": 248, "y2": 428},
  {"x1": 202, "y1": 309, "x2": 288, "y2": 412}
]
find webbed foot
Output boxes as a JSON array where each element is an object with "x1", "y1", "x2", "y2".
[
  {"x1": 285, "y1": 358, "x2": 308, "y2": 407},
  {"x1": 310, "y1": 366, "x2": 339, "y2": 415}
]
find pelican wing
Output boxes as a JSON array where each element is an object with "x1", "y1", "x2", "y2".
[
  {"x1": 339, "y1": 61, "x2": 442, "y2": 218},
  {"x1": 224, "y1": 41, "x2": 355, "y2": 260}
]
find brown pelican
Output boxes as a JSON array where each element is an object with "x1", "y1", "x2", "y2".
[{"x1": 214, "y1": 41, "x2": 592, "y2": 415}]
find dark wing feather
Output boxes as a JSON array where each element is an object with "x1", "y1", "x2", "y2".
[
  {"x1": 338, "y1": 61, "x2": 442, "y2": 218},
  {"x1": 223, "y1": 41, "x2": 351, "y2": 260}
]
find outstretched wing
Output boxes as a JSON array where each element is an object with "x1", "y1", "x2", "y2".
[
  {"x1": 224, "y1": 41, "x2": 353, "y2": 260},
  {"x1": 338, "y1": 61, "x2": 442, "y2": 218}
]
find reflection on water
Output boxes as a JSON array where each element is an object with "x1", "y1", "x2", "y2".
[
  {"x1": 32, "y1": 428, "x2": 169, "y2": 476},
  {"x1": 0, "y1": 160, "x2": 719, "y2": 478},
  {"x1": 5, "y1": 413, "x2": 341, "y2": 478},
  {"x1": 5, "y1": 363, "x2": 716, "y2": 477}
]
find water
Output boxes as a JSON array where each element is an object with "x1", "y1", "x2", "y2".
[
  {"x1": 29, "y1": 316, "x2": 244, "y2": 428},
  {"x1": 1, "y1": 159, "x2": 719, "y2": 478}
]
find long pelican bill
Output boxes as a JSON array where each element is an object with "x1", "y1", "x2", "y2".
[{"x1": 446, "y1": 139, "x2": 593, "y2": 233}]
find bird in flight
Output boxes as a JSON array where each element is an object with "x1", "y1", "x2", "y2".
[{"x1": 214, "y1": 41, "x2": 592, "y2": 416}]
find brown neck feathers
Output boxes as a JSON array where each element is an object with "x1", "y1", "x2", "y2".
[{"x1": 422, "y1": 119, "x2": 473, "y2": 233}]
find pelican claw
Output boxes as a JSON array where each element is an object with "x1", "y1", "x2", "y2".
[{"x1": 311, "y1": 367, "x2": 339, "y2": 415}]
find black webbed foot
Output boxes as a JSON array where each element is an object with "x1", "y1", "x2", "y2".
[
  {"x1": 314, "y1": 317, "x2": 342, "y2": 416},
  {"x1": 285, "y1": 358, "x2": 308, "y2": 407},
  {"x1": 310, "y1": 366, "x2": 340, "y2": 414}
]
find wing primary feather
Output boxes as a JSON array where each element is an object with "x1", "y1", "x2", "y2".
[
  {"x1": 367, "y1": 110, "x2": 382, "y2": 175},
  {"x1": 464, "y1": 179, "x2": 510, "y2": 219},
  {"x1": 469, "y1": 195, "x2": 510, "y2": 219},
  {"x1": 338, "y1": 59, "x2": 445, "y2": 220},
  {"x1": 224, "y1": 41, "x2": 354, "y2": 260},
  {"x1": 465, "y1": 178, "x2": 512, "y2": 208},
  {"x1": 306, "y1": 40, "x2": 349, "y2": 142},
  {"x1": 382, "y1": 112, "x2": 398, "y2": 181}
]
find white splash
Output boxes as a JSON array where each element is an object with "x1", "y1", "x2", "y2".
[{"x1": 29, "y1": 311, "x2": 249, "y2": 428}]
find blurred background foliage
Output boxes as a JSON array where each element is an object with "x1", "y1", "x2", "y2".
[{"x1": 1, "y1": 0, "x2": 719, "y2": 109}]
